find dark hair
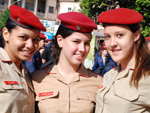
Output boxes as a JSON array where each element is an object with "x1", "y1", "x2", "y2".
[
  {"x1": 50, "y1": 24, "x2": 75, "y2": 60},
  {"x1": 0, "y1": 17, "x2": 17, "y2": 48},
  {"x1": 128, "y1": 23, "x2": 150, "y2": 87}
]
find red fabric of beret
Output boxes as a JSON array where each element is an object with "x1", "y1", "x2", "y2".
[
  {"x1": 9, "y1": 5, "x2": 46, "y2": 31},
  {"x1": 145, "y1": 37, "x2": 150, "y2": 41},
  {"x1": 98, "y1": 8, "x2": 143, "y2": 25},
  {"x1": 102, "y1": 43, "x2": 105, "y2": 46},
  {"x1": 102, "y1": 46, "x2": 106, "y2": 50},
  {"x1": 46, "y1": 39, "x2": 51, "y2": 41},
  {"x1": 58, "y1": 12, "x2": 97, "y2": 33},
  {"x1": 40, "y1": 33, "x2": 46, "y2": 39}
]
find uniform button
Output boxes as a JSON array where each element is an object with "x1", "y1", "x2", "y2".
[
  {"x1": 11, "y1": 85, "x2": 14, "y2": 88},
  {"x1": 23, "y1": 82, "x2": 26, "y2": 86},
  {"x1": 27, "y1": 99, "x2": 30, "y2": 103},
  {"x1": 67, "y1": 101, "x2": 69, "y2": 104}
]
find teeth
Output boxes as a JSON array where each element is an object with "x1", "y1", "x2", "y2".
[
  {"x1": 77, "y1": 54, "x2": 83, "y2": 57},
  {"x1": 23, "y1": 51, "x2": 31, "y2": 54}
]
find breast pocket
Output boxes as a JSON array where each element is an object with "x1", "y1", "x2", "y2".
[
  {"x1": 0, "y1": 81, "x2": 23, "y2": 92},
  {"x1": 36, "y1": 90, "x2": 58, "y2": 101},
  {"x1": 114, "y1": 87, "x2": 139, "y2": 102},
  {"x1": 75, "y1": 90, "x2": 96, "y2": 103}
]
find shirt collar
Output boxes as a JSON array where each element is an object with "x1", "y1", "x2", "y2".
[{"x1": 0, "y1": 48, "x2": 12, "y2": 62}]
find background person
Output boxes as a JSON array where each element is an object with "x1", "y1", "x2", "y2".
[
  {"x1": 95, "y1": 8, "x2": 150, "y2": 113},
  {"x1": 145, "y1": 37, "x2": 150, "y2": 50},
  {"x1": 92, "y1": 43, "x2": 117, "y2": 76},
  {"x1": 32, "y1": 12, "x2": 103, "y2": 113},
  {"x1": 23, "y1": 32, "x2": 46, "y2": 74},
  {"x1": 0, "y1": 5, "x2": 46, "y2": 113}
]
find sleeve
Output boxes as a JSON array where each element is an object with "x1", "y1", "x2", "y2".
[
  {"x1": 92, "y1": 57, "x2": 99, "y2": 71},
  {"x1": 0, "y1": 64, "x2": 5, "y2": 92},
  {"x1": 23, "y1": 55, "x2": 36, "y2": 74}
]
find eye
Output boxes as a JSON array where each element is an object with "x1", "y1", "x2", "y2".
[
  {"x1": 20, "y1": 36, "x2": 27, "y2": 39},
  {"x1": 73, "y1": 40, "x2": 79, "y2": 43},
  {"x1": 104, "y1": 35, "x2": 110, "y2": 39},
  {"x1": 85, "y1": 42, "x2": 90, "y2": 45},
  {"x1": 33, "y1": 38, "x2": 40, "y2": 42},
  {"x1": 117, "y1": 34, "x2": 123, "y2": 37}
]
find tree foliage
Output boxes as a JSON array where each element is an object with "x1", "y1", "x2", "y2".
[
  {"x1": 0, "y1": 7, "x2": 10, "y2": 28},
  {"x1": 76, "y1": 0, "x2": 150, "y2": 37}
]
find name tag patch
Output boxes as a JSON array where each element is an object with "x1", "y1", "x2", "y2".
[
  {"x1": 39, "y1": 92, "x2": 54, "y2": 97},
  {"x1": 4, "y1": 81, "x2": 19, "y2": 85}
]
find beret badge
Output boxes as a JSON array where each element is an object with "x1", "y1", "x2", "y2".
[
  {"x1": 17, "y1": 18, "x2": 20, "y2": 22},
  {"x1": 76, "y1": 25, "x2": 82, "y2": 30}
]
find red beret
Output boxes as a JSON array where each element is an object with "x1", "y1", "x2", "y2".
[
  {"x1": 46, "y1": 39, "x2": 51, "y2": 41},
  {"x1": 102, "y1": 46, "x2": 106, "y2": 50},
  {"x1": 145, "y1": 37, "x2": 150, "y2": 41},
  {"x1": 40, "y1": 33, "x2": 46, "y2": 39},
  {"x1": 102, "y1": 43, "x2": 105, "y2": 46},
  {"x1": 58, "y1": 12, "x2": 97, "y2": 33},
  {"x1": 9, "y1": 5, "x2": 46, "y2": 31},
  {"x1": 98, "y1": 8, "x2": 143, "y2": 25}
]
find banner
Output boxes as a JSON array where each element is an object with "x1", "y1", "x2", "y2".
[{"x1": 40, "y1": 20, "x2": 55, "y2": 40}]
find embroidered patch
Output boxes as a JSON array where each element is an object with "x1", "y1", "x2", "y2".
[
  {"x1": 4, "y1": 81, "x2": 19, "y2": 85},
  {"x1": 98, "y1": 85, "x2": 103, "y2": 89},
  {"x1": 39, "y1": 92, "x2": 54, "y2": 97}
]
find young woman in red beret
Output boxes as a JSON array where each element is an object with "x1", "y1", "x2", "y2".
[
  {"x1": 95, "y1": 8, "x2": 150, "y2": 113},
  {"x1": 0, "y1": 5, "x2": 46, "y2": 113},
  {"x1": 31, "y1": 12, "x2": 103, "y2": 113}
]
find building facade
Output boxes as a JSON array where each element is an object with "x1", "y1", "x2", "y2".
[{"x1": 0, "y1": 0, "x2": 81, "y2": 22}]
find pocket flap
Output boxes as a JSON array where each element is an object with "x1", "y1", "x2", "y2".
[
  {"x1": 75, "y1": 90, "x2": 96, "y2": 103},
  {"x1": 114, "y1": 88, "x2": 139, "y2": 101},
  {"x1": 36, "y1": 90, "x2": 58, "y2": 101},
  {"x1": 0, "y1": 81, "x2": 23, "y2": 90}
]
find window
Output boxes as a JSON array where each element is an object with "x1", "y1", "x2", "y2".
[
  {"x1": 30, "y1": 4, "x2": 34, "y2": 11},
  {"x1": 49, "y1": 6, "x2": 54, "y2": 13},
  {"x1": 25, "y1": 2, "x2": 30, "y2": 10},
  {"x1": 68, "y1": 7, "x2": 71, "y2": 12}
]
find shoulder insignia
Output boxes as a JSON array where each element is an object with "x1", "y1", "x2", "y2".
[{"x1": 28, "y1": 58, "x2": 33, "y2": 62}]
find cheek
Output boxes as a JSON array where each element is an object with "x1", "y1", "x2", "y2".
[
  {"x1": 35, "y1": 43, "x2": 39, "y2": 50},
  {"x1": 86, "y1": 46, "x2": 90, "y2": 53}
]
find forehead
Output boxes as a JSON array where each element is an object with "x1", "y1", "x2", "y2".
[
  {"x1": 104, "y1": 25, "x2": 131, "y2": 32},
  {"x1": 66, "y1": 32, "x2": 91, "y2": 40},
  {"x1": 10, "y1": 25, "x2": 40, "y2": 35}
]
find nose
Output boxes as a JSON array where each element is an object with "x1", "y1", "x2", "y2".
[
  {"x1": 110, "y1": 36, "x2": 117, "y2": 47},
  {"x1": 78, "y1": 43, "x2": 85, "y2": 52},
  {"x1": 26, "y1": 39, "x2": 35, "y2": 50}
]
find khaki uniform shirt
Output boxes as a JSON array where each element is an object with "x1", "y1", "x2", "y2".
[
  {"x1": 32, "y1": 63, "x2": 102, "y2": 113},
  {"x1": 95, "y1": 61, "x2": 150, "y2": 113},
  {"x1": 0, "y1": 48, "x2": 35, "y2": 113}
]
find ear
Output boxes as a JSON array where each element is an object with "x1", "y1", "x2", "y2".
[
  {"x1": 133, "y1": 30, "x2": 140, "y2": 42},
  {"x1": 3, "y1": 27, "x2": 9, "y2": 42},
  {"x1": 57, "y1": 35, "x2": 63, "y2": 48}
]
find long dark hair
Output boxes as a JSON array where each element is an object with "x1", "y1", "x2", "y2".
[
  {"x1": 50, "y1": 24, "x2": 75, "y2": 60},
  {"x1": 128, "y1": 23, "x2": 150, "y2": 87},
  {"x1": 0, "y1": 17, "x2": 17, "y2": 48}
]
